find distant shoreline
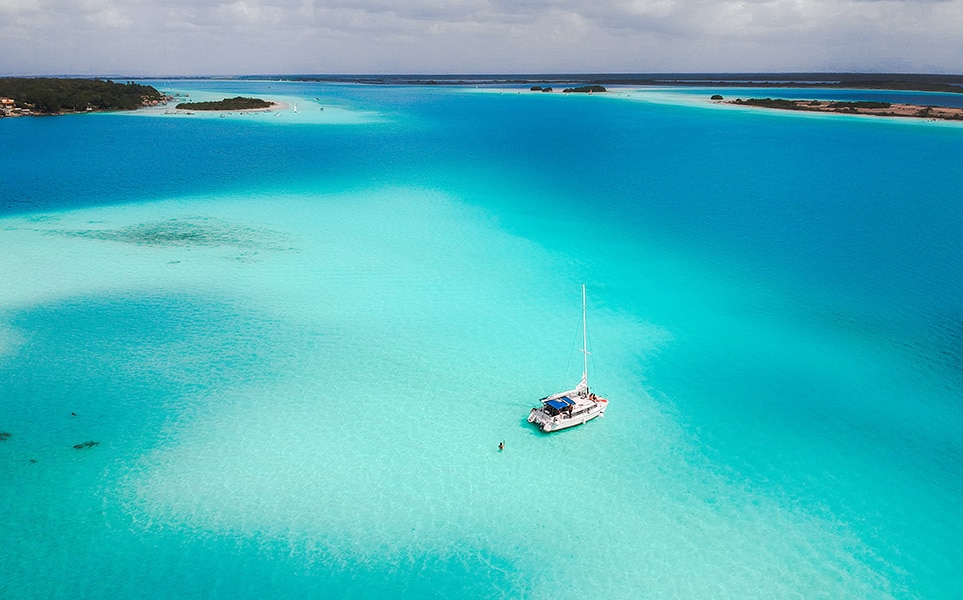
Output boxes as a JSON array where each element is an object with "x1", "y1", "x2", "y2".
[
  {"x1": 723, "y1": 97, "x2": 963, "y2": 121},
  {"x1": 226, "y1": 73, "x2": 963, "y2": 94},
  {"x1": 0, "y1": 77, "x2": 167, "y2": 118}
]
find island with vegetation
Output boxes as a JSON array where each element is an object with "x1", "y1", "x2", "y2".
[
  {"x1": 529, "y1": 84, "x2": 606, "y2": 93},
  {"x1": 562, "y1": 85, "x2": 607, "y2": 94},
  {"x1": 175, "y1": 96, "x2": 274, "y2": 111},
  {"x1": 0, "y1": 78, "x2": 165, "y2": 117},
  {"x1": 726, "y1": 97, "x2": 963, "y2": 121}
]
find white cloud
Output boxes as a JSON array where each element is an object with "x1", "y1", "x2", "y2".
[
  {"x1": 85, "y1": 6, "x2": 132, "y2": 28},
  {"x1": 615, "y1": 0, "x2": 678, "y2": 19},
  {"x1": 0, "y1": 0, "x2": 40, "y2": 13}
]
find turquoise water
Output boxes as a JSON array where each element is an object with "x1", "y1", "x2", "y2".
[{"x1": 1, "y1": 81, "x2": 962, "y2": 598}]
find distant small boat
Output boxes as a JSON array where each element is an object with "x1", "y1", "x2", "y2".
[
  {"x1": 292, "y1": 104, "x2": 298, "y2": 113},
  {"x1": 528, "y1": 285, "x2": 609, "y2": 432}
]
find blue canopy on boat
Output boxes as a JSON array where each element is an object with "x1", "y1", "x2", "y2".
[{"x1": 545, "y1": 397, "x2": 576, "y2": 410}]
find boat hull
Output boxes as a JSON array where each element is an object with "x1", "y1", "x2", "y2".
[{"x1": 528, "y1": 399, "x2": 607, "y2": 432}]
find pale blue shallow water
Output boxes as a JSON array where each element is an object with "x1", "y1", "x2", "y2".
[{"x1": 1, "y1": 81, "x2": 962, "y2": 599}]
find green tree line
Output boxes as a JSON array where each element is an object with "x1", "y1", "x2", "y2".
[
  {"x1": 175, "y1": 96, "x2": 272, "y2": 111},
  {"x1": 0, "y1": 78, "x2": 164, "y2": 113}
]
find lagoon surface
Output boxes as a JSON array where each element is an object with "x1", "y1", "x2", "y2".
[{"x1": 1, "y1": 80, "x2": 962, "y2": 599}]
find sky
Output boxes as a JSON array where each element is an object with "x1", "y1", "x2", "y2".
[{"x1": 1, "y1": 0, "x2": 962, "y2": 76}]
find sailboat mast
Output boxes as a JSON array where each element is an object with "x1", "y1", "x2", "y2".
[{"x1": 581, "y1": 284, "x2": 589, "y2": 387}]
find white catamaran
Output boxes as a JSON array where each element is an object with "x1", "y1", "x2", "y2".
[{"x1": 527, "y1": 285, "x2": 609, "y2": 432}]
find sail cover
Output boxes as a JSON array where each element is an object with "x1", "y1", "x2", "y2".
[{"x1": 545, "y1": 397, "x2": 576, "y2": 410}]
